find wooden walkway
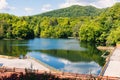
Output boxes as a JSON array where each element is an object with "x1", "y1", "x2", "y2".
[{"x1": 101, "y1": 47, "x2": 120, "y2": 78}]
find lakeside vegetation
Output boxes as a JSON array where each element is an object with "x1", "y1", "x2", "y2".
[{"x1": 0, "y1": 3, "x2": 120, "y2": 45}]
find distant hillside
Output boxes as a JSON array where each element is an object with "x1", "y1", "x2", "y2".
[{"x1": 36, "y1": 5, "x2": 105, "y2": 17}]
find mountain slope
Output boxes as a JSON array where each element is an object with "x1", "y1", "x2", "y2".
[{"x1": 36, "y1": 5, "x2": 105, "y2": 17}]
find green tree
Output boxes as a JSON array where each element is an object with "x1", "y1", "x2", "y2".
[
  {"x1": 79, "y1": 21, "x2": 101, "y2": 42},
  {"x1": 34, "y1": 24, "x2": 41, "y2": 37},
  {"x1": 107, "y1": 27, "x2": 120, "y2": 45}
]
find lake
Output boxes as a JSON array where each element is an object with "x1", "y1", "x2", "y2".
[{"x1": 0, "y1": 38, "x2": 104, "y2": 75}]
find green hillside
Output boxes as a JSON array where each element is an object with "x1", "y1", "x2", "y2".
[{"x1": 36, "y1": 5, "x2": 104, "y2": 17}]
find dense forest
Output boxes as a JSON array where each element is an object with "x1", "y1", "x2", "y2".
[
  {"x1": 0, "y1": 3, "x2": 120, "y2": 45},
  {"x1": 37, "y1": 5, "x2": 104, "y2": 17}
]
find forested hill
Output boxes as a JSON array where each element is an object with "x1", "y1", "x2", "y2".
[{"x1": 36, "y1": 5, "x2": 104, "y2": 17}]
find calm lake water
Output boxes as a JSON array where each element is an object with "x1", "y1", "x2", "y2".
[{"x1": 0, "y1": 38, "x2": 104, "y2": 75}]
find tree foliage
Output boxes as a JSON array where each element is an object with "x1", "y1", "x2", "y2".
[
  {"x1": 79, "y1": 3, "x2": 120, "y2": 45},
  {"x1": 38, "y1": 5, "x2": 104, "y2": 17}
]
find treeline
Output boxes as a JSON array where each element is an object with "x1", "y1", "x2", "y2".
[
  {"x1": 0, "y1": 3, "x2": 120, "y2": 45},
  {"x1": 0, "y1": 13, "x2": 91, "y2": 39},
  {"x1": 0, "y1": 14, "x2": 34, "y2": 39}
]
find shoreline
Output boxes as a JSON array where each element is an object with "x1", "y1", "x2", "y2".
[
  {"x1": 0, "y1": 55, "x2": 50, "y2": 72},
  {"x1": 0, "y1": 54, "x2": 58, "y2": 72},
  {"x1": 0, "y1": 55, "x2": 17, "y2": 59},
  {"x1": 97, "y1": 46, "x2": 115, "y2": 51}
]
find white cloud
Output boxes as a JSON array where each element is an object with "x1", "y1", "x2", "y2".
[
  {"x1": 41, "y1": 4, "x2": 52, "y2": 12},
  {"x1": 0, "y1": 0, "x2": 16, "y2": 11},
  {"x1": 0, "y1": 0, "x2": 8, "y2": 10},
  {"x1": 115, "y1": 0, "x2": 120, "y2": 2},
  {"x1": 115, "y1": 0, "x2": 120, "y2": 3},
  {"x1": 24, "y1": 8, "x2": 34, "y2": 16},
  {"x1": 58, "y1": 58, "x2": 71, "y2": 64},
  {"x1": 59, "y1": 60, "x2": 101, "y2": 74},
  {"x1": 24, "y1": 8, "x2": 33, "y2": 13},
  {"x1": 59, "y1": 0, "x2": 84, "y2": 8},
  {"x1": 91, "y1": 0, "x2": 115, "y2": 8},
  {"x1": 40, "y1": 54, "x2": 50, "y2": 62},
  {"x1": 59, "y1": 0, "x2": 117, "y2": 8}
]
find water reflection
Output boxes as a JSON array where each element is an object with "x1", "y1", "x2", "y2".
[
  {"x1": 39, "y1": 49, "x2": 104, "y2": 66},
  {"x1": 59, "y1": 58, "x2": 101, "y2": 75},
  {"x1": 0, "y1": 40, "x2": 27, "y2": 56},
  {"x1": 28, "y1": 38, "x2": 86, "y2": 51},
  {"x1": 28, "y1": 52, "x2": 101, "y2": 75},
  {"x1": 0, "y1": 38, "x2": 104, "y2": 75}
]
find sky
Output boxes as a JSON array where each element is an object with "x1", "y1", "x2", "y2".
[{"x1": 0, "y1": 0, "x2": 120, "y2": 16}]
